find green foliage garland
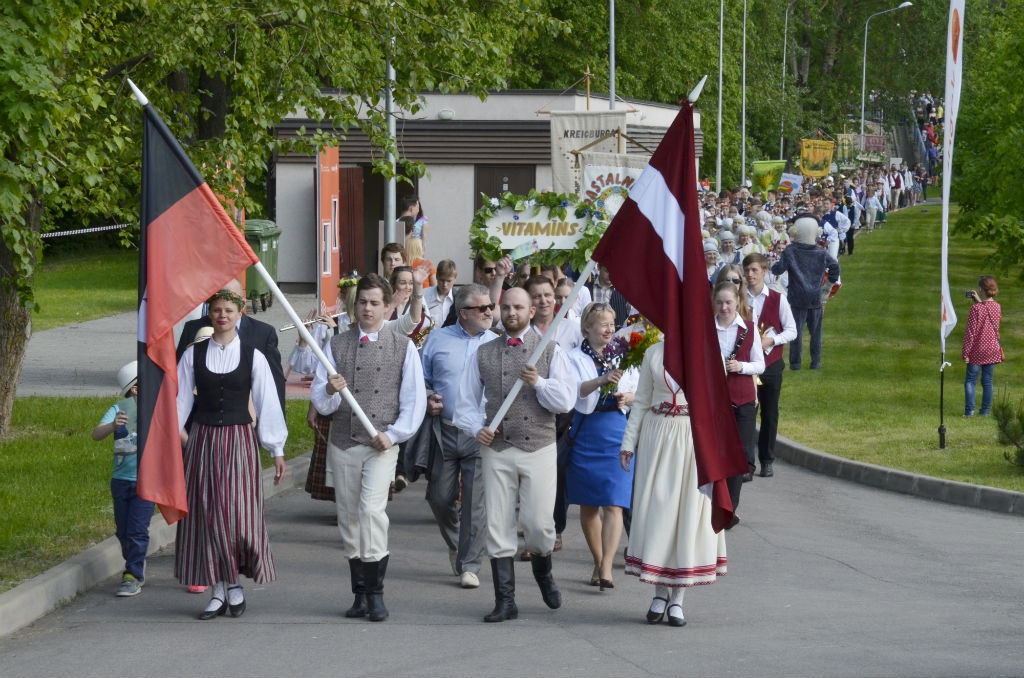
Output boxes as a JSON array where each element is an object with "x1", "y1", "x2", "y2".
[{"x1": 469, "y1": 189, "x2": 606, "y2": 272}]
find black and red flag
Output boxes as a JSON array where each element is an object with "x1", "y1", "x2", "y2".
[
  {"x1": 591, "y1": 99, "x2": 747, "y2": 532},
  {"x1": 135, "y1": 89, "x2": 259, "y2": 523}
]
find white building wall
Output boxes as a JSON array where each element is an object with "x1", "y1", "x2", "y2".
[
  {"x1": 276, "y1": 160, "x2": 316, "y2": 284},
  {"x1": 418, "y1": 164, "x2": 477, "y2": 285}
]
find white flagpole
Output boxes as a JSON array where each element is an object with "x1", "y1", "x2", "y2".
[
  {"x1": 487, "y1": 258, "x2": 597, "y2": 431},
  {"x1": 253, "y1": 260, "x2": 378, "y2": 439}
]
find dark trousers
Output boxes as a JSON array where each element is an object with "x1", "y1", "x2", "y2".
[
  {"x1": 427, "y1": 421, "x2": 486, "y2": 574},
  {"x1": 726, "y1": 401, "x2": 758, "y2": 511},
  {"x1": 757, "y1": 360, "x2": 785, "y2": 465},
  {"x1": 552, "y1": 412, "x2": 573, "y2": 535},
  {"x1": 110, "y1": 478, "x2": 154, "y2": 580},
  {"x1": 846, "y1": 227, "x2": 855, "y2": 255},
  {"x1": 790, "y1": 305, "x2": 824, "y2": 369}
]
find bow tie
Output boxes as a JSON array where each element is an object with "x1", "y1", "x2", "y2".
[
  {"x1": 360, "y1": 335, "x2": 370, "y2": 343},
  {"x1": 506, "y1": 337, "x2": 523, "y2": 347}
]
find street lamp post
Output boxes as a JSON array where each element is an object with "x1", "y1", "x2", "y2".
[
  {"x1": 779, "y1": 0, "x2": 795, "y2": 159},
  {"x1": 860, "y1": 1, "x2": 912, "y2": 151}
]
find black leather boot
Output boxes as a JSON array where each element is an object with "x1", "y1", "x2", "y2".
[
  {"x1": 531, "y1": 553, "x2": 562, "y2": 609},
  {"x1": 344, "y1": 558, "x2": 367, "y2": 618},
  {"x1": 484, "y1": 557, "x2": 518, "y2": 623},
  {"x1": 365, "y1": 556, "x2": 389, "y2": 622}
]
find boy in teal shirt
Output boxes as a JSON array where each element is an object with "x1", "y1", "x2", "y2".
[{"x1": 91, "y1": 361, "x2": 154, "y2": 597}]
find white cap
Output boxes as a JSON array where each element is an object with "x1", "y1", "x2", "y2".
[{"x1": 116, "y1": 361, "x2": 138, "y2": 397}]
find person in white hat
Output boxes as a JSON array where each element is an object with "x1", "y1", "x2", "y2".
[{"x1": 91, "y1": 361, "x2": 153, "y2": 598}]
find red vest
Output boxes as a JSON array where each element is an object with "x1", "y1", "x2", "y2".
[
  {"x1": 759, "y1": 289, "x2": 784, "y2": 367},
  {"x1": 726, "y1": 318, "x2": 757, "y2": 406}
]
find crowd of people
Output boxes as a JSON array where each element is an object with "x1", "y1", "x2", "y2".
[{"x1": 91, "y1": 177, "x2": 994, "y2": 628}]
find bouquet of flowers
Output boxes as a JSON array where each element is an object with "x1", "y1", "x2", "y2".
[{"x1": 599, "y1": 324, "x2": 662, "y2": 395}]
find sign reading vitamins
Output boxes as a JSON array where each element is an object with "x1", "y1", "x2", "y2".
[{"x1": 484, "y1": 206, "x2": 589, "y2": 250}]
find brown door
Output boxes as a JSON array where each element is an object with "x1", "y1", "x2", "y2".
[
  {"x1": 474, "y1": 165, "x2": 536, "y2": 206},
  {"x1": 338, "y1": 167, "x2": 365, "y2": 281}
]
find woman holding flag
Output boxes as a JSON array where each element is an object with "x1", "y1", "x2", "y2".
[{"x1": 174, "y1": 288, "x2": 287, "y2": 620}]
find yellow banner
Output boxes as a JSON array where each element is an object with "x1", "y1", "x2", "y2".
[{"x1": 799, "y1": 139, "x2": 835, "y2": 178}]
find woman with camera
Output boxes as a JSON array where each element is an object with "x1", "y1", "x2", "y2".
[{"x1": 962, "y1": 276, "x2": 1003, "y2": 418}]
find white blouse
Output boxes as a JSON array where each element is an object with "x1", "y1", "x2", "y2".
[{"x1": 176, "y1": 336, "x2": 288, "y2": 457}]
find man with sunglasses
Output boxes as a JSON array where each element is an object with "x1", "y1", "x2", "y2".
[{"x1": 419, "y1": 284, "x2": 498, "y2": 589}]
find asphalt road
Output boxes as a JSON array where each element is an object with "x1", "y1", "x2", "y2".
[{"x1": 2, "y1": 461, "x2": 1022, "y2": 678}]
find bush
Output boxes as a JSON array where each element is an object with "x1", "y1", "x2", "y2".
[{"x1": 993, "y1": 393, "x2": 1024, "y2": 467}]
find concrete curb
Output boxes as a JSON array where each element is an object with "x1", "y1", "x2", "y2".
[
  {"x1": 774, "y1": 434, "x2": 1024, "y2": 514},
  {"x1": 0, "y1": 454, "x2": 310, "y2": 639}
]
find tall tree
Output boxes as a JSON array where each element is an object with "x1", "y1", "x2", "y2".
[{"x1": 0, "y1": 0, "x2": 567, "y2": 434}]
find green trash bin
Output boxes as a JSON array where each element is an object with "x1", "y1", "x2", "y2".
[{"x1": 243, "y1": 219, "x2": 281, "y2": 313}]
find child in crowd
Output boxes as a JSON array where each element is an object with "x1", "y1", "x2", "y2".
[{"x1": 91, "y1": 361, "x2": 154, "y2": 597}]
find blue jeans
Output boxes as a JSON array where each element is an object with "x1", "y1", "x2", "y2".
[
  {"x1": 790, "y1": 306, "x2": 824, "y2": 369},
  {"x1": 964, "y1": 363, "x2": 995, "y2": 416},
  {"x1": 110, "y1": 479, "x2": 154, "y2": 580}
]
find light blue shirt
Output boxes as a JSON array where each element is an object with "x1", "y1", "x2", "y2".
[{"x1": 421, "y1": 321, "x2": 498, "y2": 421}]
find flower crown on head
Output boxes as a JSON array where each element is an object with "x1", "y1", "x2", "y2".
[
  {"x1": 338, "y1": 273, "x2": 360, "y2": 290},
  {"x1": 207, "y1": 289, "x2": 245, "y2": 309}
]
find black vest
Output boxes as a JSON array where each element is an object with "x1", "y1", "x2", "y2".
[{"x1": 192, "y1": 340, "x2": 254, "y2": 426}]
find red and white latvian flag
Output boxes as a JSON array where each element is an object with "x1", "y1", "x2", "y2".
[
  {"x1": 592, "y1": 101, "x2": 748, "y2": 532},
  {"x1": 136, "y1": 94, "x2": 259, "y2": 523}
]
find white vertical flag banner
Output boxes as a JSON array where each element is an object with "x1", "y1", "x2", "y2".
[
  {"x1": 550, "y1": 111, "x2": 627, "y2": 195},
  {"x1": 940, "y1": 0, "x2": 964, "y2": 352}
]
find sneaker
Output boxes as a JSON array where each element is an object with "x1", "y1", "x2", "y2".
[
  {"x1": 460, "y1": 571, "x2": 480, "y2": 588},
  {"x1": 116, "y1": 573, "x2": 142, "y2": 597}
]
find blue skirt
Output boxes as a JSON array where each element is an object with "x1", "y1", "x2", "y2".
[{"x1": 565, "y1": 408, "x2": 633, "y2": 508}]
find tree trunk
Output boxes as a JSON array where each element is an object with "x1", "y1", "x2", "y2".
[{"x1": 0, "y1": 197, "x2": 41, "y2": 435}]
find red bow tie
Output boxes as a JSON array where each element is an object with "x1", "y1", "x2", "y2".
[
  {"x1": 360, "y1": 335, "x2": 370, "y2": 343},
  {"x1": 506, "y1": 337, "x2": 523, "y2": 347}
]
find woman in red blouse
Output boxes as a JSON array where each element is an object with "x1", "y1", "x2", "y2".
[{"x1": 962, "y1": 276, "x2": 1003, "y2": 417}]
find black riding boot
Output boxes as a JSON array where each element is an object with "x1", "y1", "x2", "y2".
[
  {"x1": 344, "y1": 558, "x2": 367, "y2": 618},
  {"x1": 365, "y1": 555, "x2": 389, "y2": 622},
  {"x1": 531, "y1": 553, "x2": 562, "y2": 609},
  {"x1": 484, "y1": 557, "x2": 518, "y2": 622}
]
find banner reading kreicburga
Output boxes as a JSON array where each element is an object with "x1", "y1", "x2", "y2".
[
  {"x1": 751, "y1": 160, "x2": 787, "y2": 197},
  {"x1": 550, "y1": 111, "x2": 627, "y2": 195},
  {"x1": 799, "y1": 139, "x2": 835, "y2": 178},
  {"x1": 578, "y1": 151, "x2": 649, "y2": 223}
]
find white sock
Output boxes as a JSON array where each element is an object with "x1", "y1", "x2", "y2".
[
  {"x1": 204, "y1": 582, "x2": 226, "y2": 612},
  {"x1": 227, "y1": 584, "x2": 244, "y2": 606},
  {"x1": 669, "y1": 587, "x2": 685, "y2": 606},
  {"x1": 650, "y1": 585, "x2": 669, "y2": 613}
]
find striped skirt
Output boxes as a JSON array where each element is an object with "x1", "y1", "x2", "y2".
[
  {"x1": 304, "y1": 414, "x2": 335, "y2": 501},
  {"x1": 174, "y1": 423, "x2": 277, "y2": 585}
]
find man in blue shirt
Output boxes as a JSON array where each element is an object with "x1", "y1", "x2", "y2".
[{"x1": 420, "y1": 283, "x2": 498, "y2": 589}]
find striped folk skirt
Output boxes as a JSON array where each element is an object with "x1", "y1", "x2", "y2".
[
  {"x1": 174, "y1": 422, "x2": 277, "y2": 585},
  {"x1": 304, "y1": 414, "x2": 335, "y2": 501}
]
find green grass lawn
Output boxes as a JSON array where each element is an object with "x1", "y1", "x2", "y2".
[
  {"x1": 778, "y1": 203, "x2": 1024, "y2": 491},
  {"x1": 31, "y1": 243, "x2": 138, "y2": 331},
  {"x1": 0, "y1": 397, "x2": 312, "y2": 593}
]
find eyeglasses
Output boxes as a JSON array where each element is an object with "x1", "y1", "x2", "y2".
[
  {"x1": 462, "y1": 303, "x2": 495, "y2": 313},
  {"x1": 726, "y1": 277, "x2": 743, "y2": 284},
  {"x1": 482, "y1": 267, "x2": 497, "y2": 274}
]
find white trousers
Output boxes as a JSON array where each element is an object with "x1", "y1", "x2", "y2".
[
  {"x1": 327, "y1": 441, "x2": 397, "y2": 562},
  {"x1": 481, "y1": 443, "x2": 557, "y2": 559}
]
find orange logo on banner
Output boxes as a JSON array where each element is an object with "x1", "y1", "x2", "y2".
[{"x1": 952, "y1": 10, "x2": 961, "y2": 62}]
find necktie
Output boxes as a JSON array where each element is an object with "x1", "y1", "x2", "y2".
[
  {"x1": 506, "y1": 337, "x2": 523, "y2": 347},
  {"x1": 360, "y1": 335, "x2": 370, "y2": 343}
]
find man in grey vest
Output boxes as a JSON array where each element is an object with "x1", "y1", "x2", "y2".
[
  {"x1": 420, "y1": 283, "x2": 497, "y2": 589},
  {"x1": 311, "y1": 274, "x2": 426, "y2": 622},
  {"x1": 455, "y1": 287, "x2": 575, "y2": 622}
]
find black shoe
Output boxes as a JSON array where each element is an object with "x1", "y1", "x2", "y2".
[
  {"x1": 531, "y1": 554, "x2": 562, "y2": 609},
  {"x1": 599, "y1": 578, "x2": 614, "y2": 591},
  {"x1": 646, "y1": 596, "x2": 668, "y2": 624},
  {"x1": 484, "y1": 557, "x2": 518, "y2": 622},
  {"x1": 759, "y1": 463, "x2": 774, "y2": 478},
  {"x1": 667, "y1": 604, "x2": 687, "y2": 628},
  {"x1": 741, "y1": 473, "x2": 754, "y2": 482},
  {"x1": 344, "y1": 558, "x2": 368, "y2": 618},
  {"x1": 365, "y1": 556, "x2": 389, "y2": 622},
  {"x1": 227, "y1": 585, "x2": 246, "y2": 617},
  {"x1": 198, "y1": 597, "x2": 226, "y2": 620}
]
